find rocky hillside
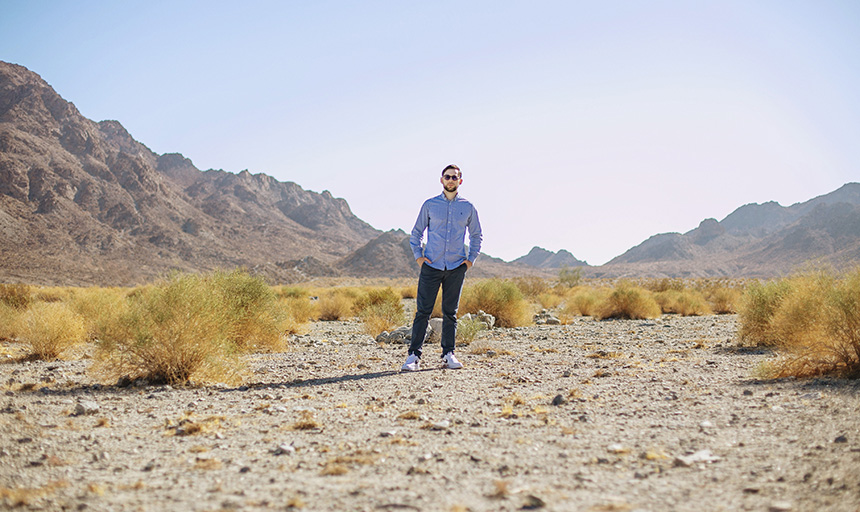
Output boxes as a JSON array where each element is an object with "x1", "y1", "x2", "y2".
[
  {"x1": 512, "y1": 247, "x2": 587, "y2": 268},
  {"x1": 596, "y1": 183, "x2": 860, "y2": 277},
  {"x1": 0, "y1": 61, "x2": 380, "y2": 285}
]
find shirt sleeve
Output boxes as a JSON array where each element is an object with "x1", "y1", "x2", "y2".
[
  {"x1": 410, "y1": 200, "x2": 430, "y2": 260},
  {"x1": 467, "y1": 205, "x2": 482, "y2": 263}
]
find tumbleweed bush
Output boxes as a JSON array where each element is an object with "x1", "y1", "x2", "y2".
[
  {"x1": 460, "y1": 279, "x2": 530, "y2": 328},
  {"x1": 0, "y1": 283, "x2": 32, "y2": 310},
  {"x1": 456, "y1": 316, "x2": 486, "y2": 345},
  {"x1": 92, "y1": 272, "x2": 241, "y2": 385},
  {"x1": 737, "y1": 279, "x2": 793, "y2": 346},
  {"x1": 18, "y1": 301, "x2": 87, "y2": 360},
  {"x1": 594, "y1": 280, "x2": 661, "y2": 320}
]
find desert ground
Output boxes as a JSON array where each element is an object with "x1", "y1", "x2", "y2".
[{"x1": 2, "y1": 312, "x2": 859, "y2": 512}]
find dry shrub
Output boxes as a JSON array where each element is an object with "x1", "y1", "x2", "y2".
[
  {"x1": 642, "y1": 278, "x2": 685, "y2": 293},
  {"x1": 0, "y1": 480, "x2": 68, "y2": 507},
  {"x1": 738, "y1": 279, "x2": 793, "y2": 346},
  {"x1": 560, "y1": 286, "x2": 609, "y2": 320},
  {"x1": 594, "y1": 281, "x2": 661, "y2": 320},
  {"x1": 92, "y1": 272, "x2": 242, "y2": 385},
  {"x1": 537, "y1": 292, "x2": 563, "y2": 310},
  {"x1": 355, "y1": 288, "x2": 405, "y2": 336},
  {"x1": 741, "y1": 268, "x2": 860, "y2": 378},
  {"x1": 399, "y1": 285, "x2": 417, "y2": 299},
  {"x1": 280, "y1": 297, "x2": 316, "y2": 334},
  {"x1": 316, "y1": 291, "x2": 356, "y2": 321},
  {"x1": 512, "y1": 276, "x2": 549, "y2": 298},
  {"x1": 18, "y1": 302, "x2": 87, "y2": 360},
  {"x1": 69, "y1": 287, "x2": 129, "y2": 342},
  {"x1": 706, "y1": 286, "x2": 742, "y2": 314},
  {"x1": 0, "y1": 303, "x2": 22, "y2": 340},
  {"x1": 460, "y1": 279, "x2": 530, "y2": 328},
  {"x1": 277, "y1": 286, "x2": 309, "y2": 299},
  {"x1": 0, "y1": 283, "x2": 31, "y2": 310},
  {"x1": 468, "y1": 339, "x2": 512, "y2": 356},
  {"x1": 212, "y1": 269, "x2": 286, "y2": 352},
  {"x1": 654, "y1": 289, "x2": 712, "y2": 316}
]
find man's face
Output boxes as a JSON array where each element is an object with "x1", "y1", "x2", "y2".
[{"x1": 441, "y1": 171, "x2": 462, "y2": 192}]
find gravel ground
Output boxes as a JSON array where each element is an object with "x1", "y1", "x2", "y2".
[{"x1": 2, "y1": 314, "x2": 859, "y2": 511}]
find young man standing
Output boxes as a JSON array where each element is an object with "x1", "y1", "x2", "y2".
[{"x1": 401, "y1": 164, "x2": 482, "y2": 371}]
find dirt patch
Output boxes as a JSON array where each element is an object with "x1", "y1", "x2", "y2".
[{"x1": 1, "y1": 315, "x2": 859, "y2": 511}]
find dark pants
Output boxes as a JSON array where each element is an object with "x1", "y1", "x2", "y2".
[{"x1": 409, "y1": 263, "x2": 468, "y2": 359}]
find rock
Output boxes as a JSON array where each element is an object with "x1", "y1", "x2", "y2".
[
  {"x1": 74, "y1": 400, "x2": 100, "y2": 416},
  {"x1": 551, "y1": 394, "x2": 566, "y2": 406},
  {"x1": 673, "y1": 450, "x2": 720, "y2": 467},
  {"x1": 607, "y1": 444, "x2": 629, "y2": 454},
  {"x1": 475, "y1": 310, "x2": 495, "y2": 329},
  {"x1": 533, "y1": 309, "x2": 560, "y2": 325},
  {"x1": 834, "y1": 435, "x2": 848, "y2": 443},
  {"x1": 380, "y1": 429, "x2": 398, "y2": 437},
  {"x1": 522, "y1": 494, "x2": 546, "y2": 509},
  {"x1": 768, "y1": 501, "x2": 793, "y2": 512},
  {"x1": 426, "y1": 318, "x2": 443, "y2": 343},
  {"x1": 430, "y1": 420, "x2": 450, "y2": 431},
  {"x1": 272, "y1": 443, "x2": 296, "y2": 456},
  {"x1": 386, "y1": 326, "x2": 413, "y2": 344}
]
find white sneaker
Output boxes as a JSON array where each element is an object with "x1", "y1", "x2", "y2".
[
  {"x1": 442, "y1": 352, "x2": 463, "y2": 369},
  {"x1": 401, "y1": 354, "x2": 420, "y2": 372}
]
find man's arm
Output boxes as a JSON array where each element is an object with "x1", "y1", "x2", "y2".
[
  {"x1": 410, "y1": 201, "x2": 430, "y2": 263},
  {"x1": 466, "y1": 206, "x2": 483, "y2": 266}
]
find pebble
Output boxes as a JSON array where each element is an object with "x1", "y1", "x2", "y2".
[
  {"x1": 551, "y1": 394, "x2": 566, "y2": 406},
  {"x1": 673, "y1": 450, "x2": 720, "y2": 467},
  {"x1": 768, "y1": 501, "x2": 793, "y2": 512},
  {"x1": 834, "y1": 435, "x2": 848, "y2": 443}
]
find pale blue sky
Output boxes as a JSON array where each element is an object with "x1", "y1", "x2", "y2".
[{"x1": 2, "y1": 1, "x2": 858, "y2": 264}]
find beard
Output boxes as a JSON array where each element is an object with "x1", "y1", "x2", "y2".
[{"x1": 444, "y1": 182, "x2": 459, "y2": 193}]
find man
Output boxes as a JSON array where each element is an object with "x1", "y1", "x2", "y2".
[{"x1": 401, "y1": 164, "x2": 482, "y2": 371}]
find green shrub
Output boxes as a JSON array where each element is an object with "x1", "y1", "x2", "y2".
[
  {"x1": 558, "y1": 266, "x2": 582, "y2": 288},
  {"x1": 460, "y1": 279, "x2": 530, "y2": 328},
  {"x1": 594, "y1": 280, "x2": 661, "y2": 320},
  {"x1": 18, "y1": 302, "x2": 87, "y2": 360},
  {"x1": 456, "y1": 316, "x2": 486, "y2": 345},
  {"x1": 512, "y1": 276, "x2": 549, "y2": 298},
  {"x1": 655, "y1": 289, "x2": 712, "y2": 316}
]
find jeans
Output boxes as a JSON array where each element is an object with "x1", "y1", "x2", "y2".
[{"x1": 409, "y1": 263, "x2": 468, "y2": 359}]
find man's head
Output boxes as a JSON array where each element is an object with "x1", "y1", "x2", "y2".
[{"x1": 441, "y1": 164, "x2": 462, "y2": 193}]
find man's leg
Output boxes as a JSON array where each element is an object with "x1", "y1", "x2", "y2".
[
  {"x1": 439, "y1": 263, "x2": 468, "y2": 357},
  {"x1": 408, "y1": 264, "x2": 442, "y2": 359}
]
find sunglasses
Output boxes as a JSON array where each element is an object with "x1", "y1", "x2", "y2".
[{"x1": 442, "y1": 174, "x2": 460, "y2": 181}]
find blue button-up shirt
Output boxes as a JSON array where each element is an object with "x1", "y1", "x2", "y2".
[{"x1": 410, "y1": 193, "x2": 482, "y2": 270}]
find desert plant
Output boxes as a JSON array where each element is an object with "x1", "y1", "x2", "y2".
[
  {"x1": 211, "y1": 269, "x2": 286, "y2": 351},
  {"x1": 316, "y1": 289, "x2": 358, "y2": 321},
  {"x1": 558, "y1": 266, "x2": 583, "y2": 288},
  {"x1": 18, "y1": 302, "x2": 87, "y2": 360},
  {"x1": 460, "y1": 279, "x2": 530, "y2": 328},
  {"x1": 512, "y1": 276, "x2": 549, "y2": 298},
  {"x1": 0, "y1": 283, "x2": 31, "y2": 310},
  {"x1": 706, "y1": 286, "x2": 742, "y2": 314},
  {"x1": 594, "y1": 280, "x2": 661, "y2": 320},
  {"x1": 654, "y1": 289, "x2": 712, "y2": 316},
  {"x1": 68, "y1": 287, "x2": 129, "y2": 342},
  {"x1": 92, "y1": 272, "x2": 242, "y2": 385},
  {"x1": 456, "y1": 316, "x2": 486, "y2": 345},
  {"x1": 537, "y1": 292, "x2": 563, "y2": 310},
  {"x1": 746, "y1": 268, "x2": 860, "y2": 378},
  {"x1": 559, "y1": 286, "x2": 609, "y2": 321},
  {"x1": 737, "y1": 279, "x2": 793, "y2": 346},
  {"x1": 355, "y1": 288, "x2": 405, "y2": 336}
]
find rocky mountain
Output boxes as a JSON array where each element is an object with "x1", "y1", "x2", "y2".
[
  {"x1": 512, "y1": 247, "x2": 587, "y2": 268},
  {"x1": 596, "y1": 183, "x2": 860, "y2": 277},
  {"x1": 0, "y1": 61, "x2": 380, "y2": 285}
]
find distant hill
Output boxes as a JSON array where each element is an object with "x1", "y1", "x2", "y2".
[
  {"x1": 0, "y1": 61, "x2": 381, "y2": 285},
  {"x1": 512, "y1": 247, "x2": 587, "y2": 268},
  {"x1": 595, "y1": 183, "x2": 860, "y2": 277}
]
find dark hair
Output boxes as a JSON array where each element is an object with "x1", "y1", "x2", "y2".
[{"x1": 442, "y1": 164, "x2": 461, "y2": 177}]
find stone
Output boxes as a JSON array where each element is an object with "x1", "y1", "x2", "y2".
[
  {"x1": 533, "y1": 309, "x2": 561, "y2": 325},
  {"x1": 673, "y1": 450, "x2": 720, "y2": 467},
  {"x1": 834, "y1": 435, "x2": 848, "y2": 443},
  {"x1": 272, "y1": 443, "x2": 296, "y2": 456},
  {"x1": 522, "y1": 494, "x2": 546, "y2": 509},
  {"x1": 551, "y1": 394, "x2": 566, "y2": 406},
  {"x1": 430, "y1": 420, "x2": 450, "y2": 431},
  {"x1": 74, "y1": 400, "x2": 100, "y2": 416},
  {"x1": 768, "y1": 501, "x2": 793, "y2": 512}
]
